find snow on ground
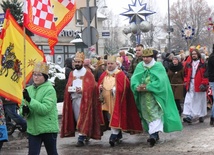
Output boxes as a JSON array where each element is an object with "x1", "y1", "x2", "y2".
[{"x1": 57, "y1": 102, "x2": 63, "y2": 116}]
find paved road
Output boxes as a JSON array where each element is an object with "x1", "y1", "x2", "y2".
[{"x1": 1, "y1": 109, "x2": 214, "y2": 155}]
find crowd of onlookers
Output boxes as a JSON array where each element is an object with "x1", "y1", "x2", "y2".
[
  {"x1": 63, "y1": 44, "x2": 213, "y2": 122},
  {"x1": 1, "y1": 43, "x2": 214, "y2": 153}
]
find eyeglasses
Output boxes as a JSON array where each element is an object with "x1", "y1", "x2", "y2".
[{"x1": 33, "y1": 73, "x2": 43, "y2": 77}]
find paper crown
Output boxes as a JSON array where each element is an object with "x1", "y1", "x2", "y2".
[
  {"x1": 91, "y1": 58, "x2": 98, "y2": 65},
  {"x1": 189, "y1": 46, "x2": 196, "y2": 52},
  {"x1": 116, "y1": 57, "x2": 123, "y2": 67},
  {"x1": 119, "y1": 50, "x2": 126, "y2": 56},
  {"x1": 142, "y1": 48, "x2": 153, "y2": 57},
  {"x1": 107, "y1": 55, "x2": 116, "y2": 62},
  {"x1": 74, "y1": 51, "x2": 85, "y2": 61},
  {"x1": 33, "y1": 62, "x2": 49, "y2": 75},
  {"x1": 97, "y1": 59, "x2": 105, "y2": 66},
  {"x1": 116, "y1": 57, "x2": 123, "y2": 64}
]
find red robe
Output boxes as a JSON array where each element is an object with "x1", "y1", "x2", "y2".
[
  {"x1": 61, "y1": 70, "x2": 102, "y2": 139},
  {"x1": 184, "y1": 60, "x2": 209, "y2": 92},
  {"x1": 98, "y1": 70, "x2": 143, "y2": 133}
]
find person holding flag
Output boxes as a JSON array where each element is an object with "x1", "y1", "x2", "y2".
[{"x1": 20, "y1": 61, "x2": 59, "y2": 155}]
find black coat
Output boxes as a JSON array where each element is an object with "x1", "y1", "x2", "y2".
[{"x1": 208, "y1": 53, "x2": 214, "y2": 82}]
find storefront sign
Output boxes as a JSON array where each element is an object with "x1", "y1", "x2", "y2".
[{"x1": 59, "y1": 29, "x2": 80, "y2": 38}]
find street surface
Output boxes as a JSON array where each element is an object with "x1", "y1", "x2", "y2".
[{"x1": 1, "y1": 108, "x2": 214, "y2": 155}]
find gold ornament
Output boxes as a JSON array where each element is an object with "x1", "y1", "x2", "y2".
[
  {"x1": 33, "y1": 62, "x2": 49, "y2": 75},
  {"x1": 142, "y1": 48, "x2": 153, "y2": 57},
  {"x1": 107, "y1": 55, "x2": 117, "y2": 62},
  {"x1": 74, "y1": 51, "x2": 85, "y2": 62}
]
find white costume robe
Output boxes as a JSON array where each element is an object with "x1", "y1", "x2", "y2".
[
  {"x1": 71, "y1": 67, "x2": 86, "y2": 122},
  {"x1": 183, "y1": 60, "x2": 207, "y2": 119}
]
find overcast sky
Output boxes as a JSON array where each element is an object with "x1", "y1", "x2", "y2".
[{"x1": 104, "y1": 0, "x2": 214, "y2": 21}]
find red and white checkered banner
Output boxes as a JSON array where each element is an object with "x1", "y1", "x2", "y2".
[
  {"x1": 24, "y1": 0, "x2": 76, "y2": 55},
  {"x1": 24, "y1": 0, "x2": 58, "y2": 55}
]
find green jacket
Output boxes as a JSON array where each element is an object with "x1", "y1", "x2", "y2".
[
  {"x1": 131, "y1": 61, "x2": 183, "y2": 133},
  {"x1": 20, "y1": 81, "x2": 59, "y2": 136}
]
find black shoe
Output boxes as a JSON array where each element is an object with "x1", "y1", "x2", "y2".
[
  {"x1": 109, "y1": 134, "x2": 117, "y2": 147},
  {"x1": 76, "y1": 141, "x2": 84, "y2": 147},
  {"x1": 199, "y1": 117, "x2": 204, "y2": 123},
  {"x1": 147, "y1": 132, "x2": 159, "y2": 142},
  {"x1": 117, "y1": 131, "x2": 122, "y2": 140},
  {"x1": 183, "y1": 117, "x2": 192, "y2": 123},
  {"x1": 150, "y1": 137, "x2": 156, "y2": 147},
  {"x1": 85, "y1": 137, "x2": 90, "y2": 143},
  {"x1": 210, "y1": 117, "x2": 214, "y2": 126},
  {"x1": 148, "y1": 132, "x2": 159, "y2": 147}
]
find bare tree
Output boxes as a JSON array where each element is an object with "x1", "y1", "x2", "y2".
[
  {"x1": 101, "y1": 10, "x2": 124, "y2": 55},
  {"x1": 169, "y1": 0, "x2": 214, "y2": 52}
]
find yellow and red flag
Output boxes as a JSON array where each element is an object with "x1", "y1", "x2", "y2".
[
  {"x1": 0, "y1": 10, "x2": 45, "y2": 104},
  {"x1": 24, "y1": 0, "x2": 76, "y2": 55},
  {"x1": 50, "y1": 0, "x2": 76, "y2": 34}
]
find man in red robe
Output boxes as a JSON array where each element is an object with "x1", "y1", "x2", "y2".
[
  {"x1": 61, "y1": 51, "x2": 102, "y2": 147},
  {"x1": 97, "y1": 55, "x2": 143, "y2": 147}
]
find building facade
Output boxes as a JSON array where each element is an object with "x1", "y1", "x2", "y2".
[{"x1": 0, "y1": 0, "x2": 107, "y2": 67}]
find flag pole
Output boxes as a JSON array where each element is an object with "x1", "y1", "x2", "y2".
[{"x1": 23, "y1": 27, "x2": 26, "y2": 89}]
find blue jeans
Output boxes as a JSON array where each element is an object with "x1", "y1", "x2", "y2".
[
  {"x1": 3, "y1": 104, "x2": 26, "y2": 127},
  {"x1": 28, "y1": 133, "x2": 58, "y2": 155},
  {"x1": 209, "y1": 82, "x2": 214, "y2": 118}
]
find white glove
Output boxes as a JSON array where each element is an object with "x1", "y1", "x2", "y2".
[{"x1": 112, "y1": 86, "x2": 116, "y2": 97}]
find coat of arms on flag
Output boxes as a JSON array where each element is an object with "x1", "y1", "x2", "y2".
[{"x1": 0, "y1": 10, "x2": 45, "y2": 104}]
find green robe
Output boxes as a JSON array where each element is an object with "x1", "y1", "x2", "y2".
[{"x1": 131, "y1": 61, "x2": 183, "y2": 133}]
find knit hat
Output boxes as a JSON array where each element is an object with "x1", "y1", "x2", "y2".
[
  {"x1": 172, "y1": 55, "x2": 181, "y2": 62},
  {"x1": 166, "y1": 53, "x2": 174, "y2": 58}
]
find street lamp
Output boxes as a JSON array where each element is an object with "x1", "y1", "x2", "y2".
[{"x1": 167, "y1": 0, "x2": 171, "y2": 53}]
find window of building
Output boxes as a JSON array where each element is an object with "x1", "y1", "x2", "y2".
[{"x1": 75, "y1": 9, "x2": 84, "y2": 26}]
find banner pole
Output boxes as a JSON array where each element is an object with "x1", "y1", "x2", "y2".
[{"x1": 23, "y1": 27, "x2": 26, "y2": 89}]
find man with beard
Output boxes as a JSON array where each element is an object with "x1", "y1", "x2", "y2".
[
  {"x1": 61, "y1": 51, "x2": 102, "y2": 147},
  {"x1": 97, "y1": 55, "x2": 143, "y2": 147},
  {"x1": 131, "y1": 49, "x2": 182, "y2": 147},
  {"x1": 183, "y1": 49, "x2": 209, "y2": 123},
  {"x1": 168, "y1": 55, "x2": 184, "y2": 115}
]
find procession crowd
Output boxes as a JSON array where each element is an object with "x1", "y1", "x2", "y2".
[{"x1": 1, "y1": 43, "x2": 214, "y2": 155}]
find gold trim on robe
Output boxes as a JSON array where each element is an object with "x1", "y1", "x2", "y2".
[{"x1": 102, "y1": 70, "x2": 120, "y2": 115}]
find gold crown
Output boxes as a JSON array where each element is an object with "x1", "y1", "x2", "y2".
[
  {"x1": 74, "y1": 51, "x2": 85, "y2": 62},
  {"x1": 116, "y1": 57, "x2": 123, "y2": 64},
  {"x1": 142, "y1": 48, "x2": 153, "y2": 57},
  {"x1": 33, "y1": 62, "x2": 49, "y2": 75},
  {"x1": 91, "y1": 58, "x2": 98, "y2": 65},
  {"x1": 97, "y1": 59, "x2": 105, "y2": 66},
  {"x1": 107, "y1": 55, "x2": 117, "y2": 62},
  {"x1": 119, "y1": 50, "x2": 125, "y2": 56},
  {"x1": 189, "y1": 46, "x2": 196, "y2": 52}
]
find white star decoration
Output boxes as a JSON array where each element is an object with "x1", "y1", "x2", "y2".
[{"x1": 120, "y1": 0, "x2": 155, "y2": 24}]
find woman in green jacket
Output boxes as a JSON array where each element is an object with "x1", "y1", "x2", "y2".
[{"x1": 20, "y1": 62, "x2": 59, "y2": 155}]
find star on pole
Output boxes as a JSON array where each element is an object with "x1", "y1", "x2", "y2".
[{"x1": 120, "y1": 0, "x2": 156, "y2": 24}]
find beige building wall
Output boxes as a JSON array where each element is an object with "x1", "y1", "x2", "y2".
[{"x1": 0, "y1": 0, "x2": 106, "y2": 66}]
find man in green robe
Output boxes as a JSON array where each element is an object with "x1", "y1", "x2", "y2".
[{"x1": 131, "y1": 49, "x2": 183, "y2": 147}]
